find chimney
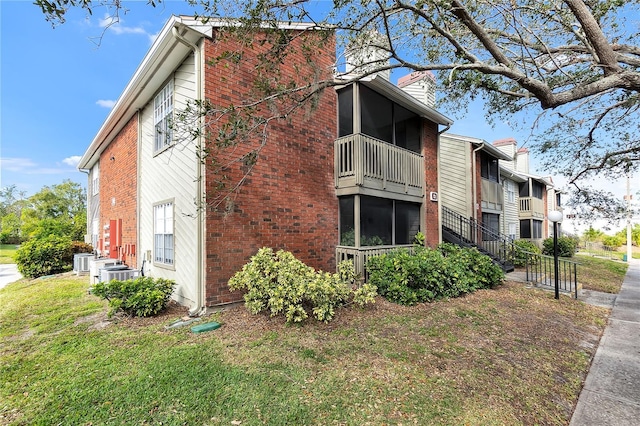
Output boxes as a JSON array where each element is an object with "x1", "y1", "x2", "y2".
[
  {"x1": 397, "y1": 71, "x2": 437, "y2": 108},
  {"x1": 343, "y1": 31, "x2": 390, "y2": 81}
]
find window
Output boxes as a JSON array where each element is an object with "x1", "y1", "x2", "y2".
[
  {"x1": 508, "y1": 223, "x2": 517, "y2": 241},
  {"x1": 339, "y1": 195, "x2": 421, "y2": 246},
  {"x1": 154, "y1": 202, "x2": 174, "y2": 265},
  {"x1": 480, "y1": 153, "x2": 499, "y2": 183},
  {"x1": 532, "y1": 181, "x2": 544, "y2": 199},
  {"x1": 520, "y1": 219, "x2": 543, "y2": 239},
  {"x1": 337, "y1": 86, "x2": 353, "y2": 137},
  {"x1": 358, "y1": 85, "x2": 421, "y2": 153},
  {"x1": 506, "y1": 180, "x2": 516, "y2": 203},
  {"x1": 519, "y1": 182, "x2": 529, "y2": 197},
  {"x1": 154, "y1": 80, "x2": 174, "y2": 152},
  {"x1": 91, "y1": 163, "x2": 99, "y2": 196},
  {"x1": 482, "y1": 213, "x2": 500, "y2": 241},
  {"x1": 532, "y1": 219, "x2": 543, "y2": 239},
  {"x1": 520, "y1": 219, "x2": 531, "y2": 239}
]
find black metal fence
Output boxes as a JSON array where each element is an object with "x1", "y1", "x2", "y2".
[{"x1": 522, "y1": 250, "x2": 579, "y2": 298}]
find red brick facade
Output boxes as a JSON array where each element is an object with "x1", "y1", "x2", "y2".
[
  {"x1": 202, "y1": 31, "x2": 338, "y2": 305},
  {"x1": 98, "y1": 115, "x2": 138, "y2": 266},
  {"x1": 422, "y1": 120, "x2": 440, "y2": 248}
]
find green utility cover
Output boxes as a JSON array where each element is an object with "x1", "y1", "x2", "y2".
[{"x1": 191, "y1": 322, "x2": 221, "y2": 333}]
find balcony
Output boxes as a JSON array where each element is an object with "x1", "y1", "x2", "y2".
[
  {"x1": 335, "y1": 133, "x2": 424, "y2": 200},
  {"x1": 519, "y1": 196, "x2": 545, "y2": 219},
  {"x1": 336, "y1": 245, "x2": 414, "y2": 281}
]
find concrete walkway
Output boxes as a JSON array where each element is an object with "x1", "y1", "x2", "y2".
[
  {"x1": 0, "y1": 264, "x2": 22, "y2": 290},
  {"x1": 570, "y1": 258, "x2": 640, "y2": 426}
]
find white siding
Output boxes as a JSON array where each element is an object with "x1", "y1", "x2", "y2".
[
  {"x1": 439, "y1": 135, "x2": 472, "y2": 218},
  {"x1": 501, "y1": 177, "x2": 520, "y2": 239},
  {"x1": 138, "y1": 53, "x2": 200, "y2": 307}
]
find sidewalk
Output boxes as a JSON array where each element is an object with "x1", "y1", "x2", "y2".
[
  {"x1": 0, "y1": 264, "x2": 22, "y2": 290},
  {"x1": 570, "y1": 258, "x2": 640, "y2": 425}
]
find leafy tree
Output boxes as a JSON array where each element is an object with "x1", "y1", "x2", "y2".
[
  {"x1": 583, "y1": 226, "x2": 605, "y2": 242},
  {"x1": 34, "y1": 0, "x2": 640, "y2": 218},
  {"x1": 20, "y1": 180, "x2": 87, "y2": 241}
]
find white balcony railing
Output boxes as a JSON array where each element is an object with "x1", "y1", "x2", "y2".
[
  {"x1": 336, "y1": 244, "x2": 414, "y2": 281},
  {"x1": 519, "y1": 196, "x2": 545, "y2": 218}
]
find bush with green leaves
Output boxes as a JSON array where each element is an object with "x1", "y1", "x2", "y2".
[
  {"x1": 511, "y1": 239, "x2": 541, "y2": 267},
  {"x1": 542, "y1": 236, "x2": 578, "y2": 257},
  {"x1": 228, "y1": 248, "x2": 377, "y2": 323},
  {"x1": 366, "y1": 243, "x2": 504, "y2": 306},
  {"x1": 601, "y1": 235, "x2": 624, "y2": 251},
  {"x1": 14, "y1": 235, "x2": 73, "y2": 278},
  {"x1": 92, "y1": 276, "x2": 176, "y2": 318}
]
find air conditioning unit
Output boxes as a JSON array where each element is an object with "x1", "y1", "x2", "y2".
[
  {"x1": 73, "y1": 253, "x2": 94, "y2": 276},
  {"x1": 99, "y1": 267, "x2": 140, "y2": 283},
  {"x1": 89, "y1": 258, "x2": 120, "y2": 285}
]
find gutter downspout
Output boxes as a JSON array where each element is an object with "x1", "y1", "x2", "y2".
[
  {"x1": 173, "y1": 25, "x2": 206, "y2": 317},
  {"x1": 472, "y1": 143, "x2": 484, "y2": 223},
  {"x1": 436, "y1": 124, "x2": 451, "y2": 244}
]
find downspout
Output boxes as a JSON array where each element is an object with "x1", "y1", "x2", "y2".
[
  {"x1": 137, "y1": 110, "x2": 142, "y2": 274},
  {"x1": 471, "y1": 143, "x2": 484, "y2": 223},
  {"x1": 435, "y1": 124, "x2": 451, "y2": 244},
  {"x1": 173, "y1": 25, "x2": 206, "y2": 317}
]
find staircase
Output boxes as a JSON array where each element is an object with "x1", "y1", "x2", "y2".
[{"x1": 442, "y1": 206, "x2": 515, "y2": 272}]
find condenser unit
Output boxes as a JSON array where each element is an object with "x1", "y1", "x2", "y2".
[
  {"x1": 99, "y1": 266, "x2": 140, "y2": 283},
  {"x1": 73, "y1": 253, "x2": 93, "y2": 276},
  {"x1": 89, "y1": 258, "x2": 120, "y2": 285}
]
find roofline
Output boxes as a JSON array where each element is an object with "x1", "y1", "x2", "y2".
[
  {"x1": 78, "y1": 16, "x2": 324, "y2": 170},
  {"x1": 360, "y1": 75, "x2": 453, "y2": 126},
  {"x1": 441, "y1": 132, "x2": 512, "y2": 160},
  {"x1": 499, "y1": 165, "x2": 527, "y2": 182}
]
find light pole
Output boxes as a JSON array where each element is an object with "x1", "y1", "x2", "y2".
[{"x1": 549, "y1": 210, "x2": 563, "y2": 299}]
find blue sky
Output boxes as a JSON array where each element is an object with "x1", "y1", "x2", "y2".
[
  {"x1": 0, "y1": 0, "x2": 529, "y2": 196},
  {"x1": 0, "y1": 0, "x2": 633, "y2": 232}
]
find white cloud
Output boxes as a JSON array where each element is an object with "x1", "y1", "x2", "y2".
[
  {"x1": 99, "y1": 14, "x2": 149, "y2": 37},
  {"x1": 96, "y1": 99, "x2": 116, "y2": 108},
  {"x1": 62, "y1": 156, "x2": 82, "y2": 167},
  {"x1": 1, "y1": 157, "x2": 37, "y2": 172}
]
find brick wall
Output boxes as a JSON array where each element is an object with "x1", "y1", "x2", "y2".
[
  {"x1": 203, "y1": 30, "x2": 338, "y2": 305},
  {"x1": 99, "y1": 114, "x2": 138, "y2": 266},
  {"x1": 423, "y1": 120, "x2": 440, "y2": 248}
]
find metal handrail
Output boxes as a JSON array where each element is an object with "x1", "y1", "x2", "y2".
[{"x1": 441, "y1": 206, "x2": 517, "y2": 266}]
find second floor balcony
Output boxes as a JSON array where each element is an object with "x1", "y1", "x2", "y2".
[
  {"x1": 519, "y1": 196, "x2": 545, "y2": 219},
  {"x1": 334, "y1": 133, "x2": 424, "y2": 200}
]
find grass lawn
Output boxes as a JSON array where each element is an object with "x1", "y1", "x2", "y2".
[
  {"x1": 0, "y1": 272, "x2": 610, "y2": 426},
  {"x1": 0, "y1": 244, "x2": 18, "y2": 264},
  {"x1": 576, "y1": 254, "x2": 629, "y2": 293}
]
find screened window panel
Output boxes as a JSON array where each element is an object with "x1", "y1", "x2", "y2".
[
  {"x1": 339, "y1": 196, "x2": 355, "y2": 246},
  {"x1": 520, "y1": 219, "x2": 531, "y2": 239},
  {"x1": 395, "y1": 201, "x2": 421, "y2": 244},
  {"x1": 532, "y1": 219, "x2": 543, "y2": 239},
  {"x1": 360, "y1": 86, "x2": 393, "y2": 143},
  {"x1": 338, "y1": 86, "x2": 354, "y2": 137},
  {"x1": 360, "y1": 196, "x2": 393, "y2": 246}
]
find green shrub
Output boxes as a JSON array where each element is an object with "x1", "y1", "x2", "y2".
[
  {"x1": 71, "y1": 241, "x2": 94, "y2": 254},
  {"x1": 601, "y1": 235, "x2": 624, "y2": 251},
  {"x1": 92, "y1": 276, "x2": 176, "y2": 317},
  {"x1": 14, "y1": 235, "x2": 73, "y2": 278},
  {"x1": 365, "y1": 243, "x2": 504, "y2": 306},
  {"x1": 228, "y1": 248, "x2": 377, "y2": 323},
  {"x1": 542, "y1": 236, "x2": 578, "y2": 257},
  {"x1": 511, "y1": 239, "x2": 541, "y2": 267}
]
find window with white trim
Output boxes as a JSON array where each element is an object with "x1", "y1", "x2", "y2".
[
  {"x1": 154, "y1": 202, "x2": 174, "y2": 265},
  {"x1": 506, "y1": 180, "x2": 516, "y2": 203},
  {"x1": 154, "y1": 80, "x2": 174, "y2": 152},
  {"x1": 91, "y1": 163, "x2": 100, "y2": 195}
]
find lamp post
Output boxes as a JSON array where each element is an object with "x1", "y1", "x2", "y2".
[{"x1": 548, "y1": 210, "x2": 563, "y2": 300}]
